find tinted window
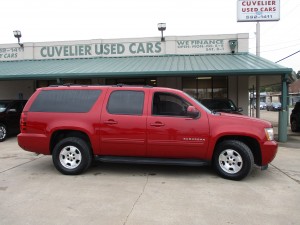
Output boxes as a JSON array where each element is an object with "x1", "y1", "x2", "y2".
[
  {"x1": 152, "y1": 92, "x2": 191, "y2": 117},
  {"x1": 30, "y1": 90, "x2": 101, "y2": 113},
  {"x1": 10, "y1": 102, "x2": 25, "y2": 113},
  {"x1": 107, "y1": 91, "x2": 144, "y2": 115}
]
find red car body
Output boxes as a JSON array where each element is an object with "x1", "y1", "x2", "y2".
[{"x1": 18, "y1": 85, "x2": 278, "y2": 180}]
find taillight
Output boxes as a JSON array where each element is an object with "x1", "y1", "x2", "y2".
[{"x1": 20, "y1": 112, "x2": 27, "y2": 132}]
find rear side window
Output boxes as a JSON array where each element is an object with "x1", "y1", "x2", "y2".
[
  {"x1": 107, "y1": 90, "x2": 144, "y2": 115},
  {"x1": 29, "y1": 90, "x2": 101, "y2": 113}
]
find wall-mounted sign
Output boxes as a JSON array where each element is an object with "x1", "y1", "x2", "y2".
[
  {"x1": 0, "y1": 47, "x2": 23, "y2": 60},
  {"x1": 37, "y1": 42, "x2": 162, "y2": 59},
  {"x1": 176, "y1": 39, "x2": 226, "y2": 54},
  {"x1": 237, "y1": 0, "x2": 280, "y2": 22}
]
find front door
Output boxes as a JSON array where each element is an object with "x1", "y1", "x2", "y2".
[{"x1": 147, "y1": 91, "x2": 210, "y2": 159}]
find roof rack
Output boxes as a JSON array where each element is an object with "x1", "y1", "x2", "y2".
[
  {"x1": 115, "y1": 83, "x2": 153, "y2": 88},
  {"x1": 48, "y1": 83, "x2": 77, "y2": 87},
  {"x1": 47, "y1": 83, "x2": 153, "y2": 88}
]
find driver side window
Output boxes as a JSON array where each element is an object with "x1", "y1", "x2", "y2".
[{"x1": 152, "y1": 92, "x2": 191, "y2": 117}]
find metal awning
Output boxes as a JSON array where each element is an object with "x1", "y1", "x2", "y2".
[{"x1": 0, "y1": 53, "x2": 292, "y2": 80}]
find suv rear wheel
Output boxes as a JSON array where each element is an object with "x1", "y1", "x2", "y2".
[
  {"x1": 0, "y1": 123, "x2": 7, "y2": 142},
  {"x1": 213, "y1": 140, "x2": 254, "y2": 181},
  {"x1": 52, "y1": 137, "x2": 92, "y2": 175}
]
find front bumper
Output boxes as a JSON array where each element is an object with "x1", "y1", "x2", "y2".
[{"x1": 261, "y1": 140, "x2": 278, "y2": 166}]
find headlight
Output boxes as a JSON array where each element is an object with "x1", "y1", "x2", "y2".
[{"x1": 265, "y1": 128, "x2": 274, "y2": 141}]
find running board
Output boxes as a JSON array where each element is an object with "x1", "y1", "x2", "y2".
[{"x1": 94, "y1": 156, "x2": 210, "y2": 167}]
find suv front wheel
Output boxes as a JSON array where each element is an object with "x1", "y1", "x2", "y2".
[
  {"x1": 52, "y1": 137, "x2": 92, "y2": 175},
  {"x1": 213, "y1": 140, "x2": 254, "y2": 181}
]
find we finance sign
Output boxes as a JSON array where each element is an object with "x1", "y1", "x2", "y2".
[{"x1": 37, "y1": 42, "x2": 162, "y2": 59}]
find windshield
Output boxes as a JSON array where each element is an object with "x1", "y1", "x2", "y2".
[
  {"x1": 0, "y1": 102, "x2": 9, "y2": 112},
  {"x1": 200, "y1": 99, "x2": 237, "y2": 112},
  {"x1": 182, "y1": 92, "x2": 212, "y2": 113},
  {"x1": 227, "y1": 99, "x2": 237, "y2": 111}
]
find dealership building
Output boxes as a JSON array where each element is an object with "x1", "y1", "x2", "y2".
[{"x1": 0, "y1": 33, "x2": 293, "y2": 141}]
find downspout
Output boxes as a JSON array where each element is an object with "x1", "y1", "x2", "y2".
[{"x1": 278, "y1": 74, "x2": 288, "y2": 142}]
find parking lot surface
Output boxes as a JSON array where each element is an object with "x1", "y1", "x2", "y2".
[{"x1": 1, "y1": 111, "x2": 300, "y2": 225}]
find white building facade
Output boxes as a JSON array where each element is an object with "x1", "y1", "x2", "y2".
[{"x1": 0, "y1": 33, "x2": 291, "y2": 116}]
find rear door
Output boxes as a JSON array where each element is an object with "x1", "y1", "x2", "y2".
[{"x1": 99, "y1": 88, "x2": 148, "y2": 156}]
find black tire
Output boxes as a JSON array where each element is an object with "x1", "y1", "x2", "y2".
[
  {"x1": 52, "y1": 137, "x2": 92, "y2": 175},
  {"x1": 0, "y1": 123, "x2": 7, "y2": 142},
  {"x1": 291, "y1": 119, "x2": 299, "y2": 132},
  {"x1": 213, "y1": 140, "x2": 254, "y2": 181}
]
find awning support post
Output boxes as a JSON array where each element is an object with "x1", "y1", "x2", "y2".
[
  {"x1": 255, "y1": 22, "x2": 261, "y2": 118},
  {"x1": 278, "y1": 74, "x2": 288, "y2": 142}
]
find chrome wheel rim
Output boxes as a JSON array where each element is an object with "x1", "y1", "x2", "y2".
[
  {"x1": 219, "y1": 149, "x2": 243, "y2": 174},
  {"x1": 59, "y1": 146, "x2": 82, "y2": 169},
  {"x1": 0, "y1": 126, "x2": 6, "y2": 140}
]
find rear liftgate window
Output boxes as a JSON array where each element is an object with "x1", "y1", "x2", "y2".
[{"x1": 29, "y1": 90, "x2": 102, "y2": 113}]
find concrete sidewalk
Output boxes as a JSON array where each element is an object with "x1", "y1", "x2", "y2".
[{"x1": 0, "y1": 137, "x2": 299, "y2": 225}]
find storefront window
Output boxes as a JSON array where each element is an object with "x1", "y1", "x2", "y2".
[
  {"x1": 212, "y1": 76, "x2": 227, "y2": 98},
  {"x1": 36, "y1": 80, "x2": 57, "y2": 88},
  {"x1": 182, "y1": 77, "x2": 197, "y2": 99},
  {"x1": 36, "y1": 79, "x2": 91, "y2": 88},
  {"x1": 198, "y1": 77, "x2": 212, "y2": 99},
  {"x1": 182, "y1": 76, "x2": 227, "y2": 100}
]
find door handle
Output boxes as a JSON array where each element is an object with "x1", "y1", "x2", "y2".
[
  {"x1": 150, "y1": 122, "x2": 165, "y2": 127},
  {"x1": 104, "y1": 119, "x2": 118, "y2": 125}
]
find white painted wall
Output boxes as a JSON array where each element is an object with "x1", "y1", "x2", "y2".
[{"x1": 0, "y1": 80, "x2": 35, "y2": 100}]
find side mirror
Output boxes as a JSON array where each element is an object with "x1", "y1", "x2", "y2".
[{"x1": 187, "y1": 106, "x2": 199, "y2": 118}]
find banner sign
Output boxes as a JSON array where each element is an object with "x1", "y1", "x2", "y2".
[{"x1": 237, "y1": 0, "x2": 280, "y2": 22}]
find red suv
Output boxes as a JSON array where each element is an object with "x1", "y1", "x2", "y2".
[{"x1": 18, "y1": 85, "x2": 278, "y2": 180}]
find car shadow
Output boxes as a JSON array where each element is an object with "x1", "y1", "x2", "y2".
[{"x1": 89, "y1": 162, "x2": 216, "y2": 179}]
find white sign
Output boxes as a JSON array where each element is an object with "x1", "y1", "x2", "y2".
[{"x1": 237, "y1": 0, "x2": 280, "y2": 22}]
